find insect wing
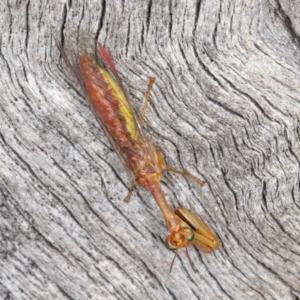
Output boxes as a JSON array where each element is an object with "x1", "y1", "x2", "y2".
[
  {"x1": 56, "y1": 30, "x2": 144, "y2": 166},
  {"x1": 99, "y1": 46, "x2": 121, "y2": 80},
  {"x1": 97, "y1": 43, "x2": 145, "y2": 141}
]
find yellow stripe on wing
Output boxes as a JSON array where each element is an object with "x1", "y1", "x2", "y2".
[{"x1": 100, "y1": 68, "x2": 138, "y2": 140}]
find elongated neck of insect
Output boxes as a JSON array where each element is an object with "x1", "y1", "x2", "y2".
[{"x1": 147, "y1": 184, "x2": 182, "y2": 231}]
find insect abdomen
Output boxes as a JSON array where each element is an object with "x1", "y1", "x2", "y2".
[{"x1": 79, "y1": 55, "x2": 136, "y2": 150}]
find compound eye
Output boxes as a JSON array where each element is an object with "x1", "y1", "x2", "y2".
[
  {"x1": 165, "y1": 239, "x2": 177, "y2": 251},
  {"x1": 184, "y1": 227, "x2": 194, "y2": 242}
]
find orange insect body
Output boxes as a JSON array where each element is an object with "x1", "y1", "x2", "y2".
[
  {"x1": 78, "y1": 54, "x2": 190, "y2": 244},
  {"x1": 79, "y1": 55, "x2": 134, "y2": 150},
  {"x1": 79, "y1": 55, "x2": 163, "y2": 189},
  {"x1": 56, "y1": 31, "x2": 219, "y2": 270}
]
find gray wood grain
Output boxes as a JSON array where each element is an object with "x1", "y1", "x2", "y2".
[{"x1": 1, "y1": 1, "x2": 300, "y2": 299}]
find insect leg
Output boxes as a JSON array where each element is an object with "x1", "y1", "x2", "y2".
[
  {"x1": 138, "y1": 77, "x2": 156, "y2": 126},
  {"x1": 123, "y1": 181, "x2": 137, "y2": 203},
  {"x1": 193, "y1": 232, "x2": 219, "y2": 251},
  {"x1": 155, "y1": 148, "x2": 205, "y2": 187},
  {"x1": 175, "y1": 207, "x2": 220, "y2": 251}
]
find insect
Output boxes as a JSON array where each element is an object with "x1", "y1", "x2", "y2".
[{"x1": 55, "y1": 30, "x2": 219, "y2": 270}]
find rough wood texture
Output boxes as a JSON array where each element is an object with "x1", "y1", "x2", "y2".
[{"x1": 1, "y1": 1, "x2": 300, "y2": 299}]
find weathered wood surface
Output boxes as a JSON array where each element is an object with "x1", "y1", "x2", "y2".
[{"x1": 1, "y1": 1, "x2": 300, "y2": 299}]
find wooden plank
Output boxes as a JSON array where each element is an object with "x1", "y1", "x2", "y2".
[{"x1": 1, "y1": 1, "x2": 300, "y2": 299}]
